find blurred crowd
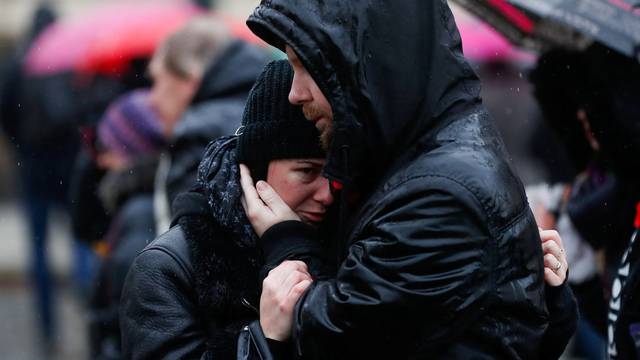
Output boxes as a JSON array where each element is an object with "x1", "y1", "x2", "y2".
[
  {"x1": 0, "y1": 1, "x2": 638, "y2": 359},
  {"x1": 0, "y1": 2, "x2": 272, "y2": 358}
]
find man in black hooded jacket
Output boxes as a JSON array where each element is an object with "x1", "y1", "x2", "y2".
[{"x1": 239, "y1": 1, "x2": 577, "y2": 358}]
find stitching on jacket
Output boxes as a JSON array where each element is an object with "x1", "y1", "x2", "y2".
[
  {"x1": 385, "y1": 172, "x2": 501, "y2": 311},
  {"x1": 140, "y1": 230, "x2": 193, "y2": 285},
  {"x1": 394, "y1": 173, "x2": 491, "y2": 228},
  {"x1": 495, "y1": 202, "x2": 529, "y2": 235}
]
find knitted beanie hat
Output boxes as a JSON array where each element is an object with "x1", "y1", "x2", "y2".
[
  {"x1": 97, "y1": 89, "x2": 166, "y2": 160},
  {"x1": 236, "y1": 60, "x2": 324, "y2": 180}
]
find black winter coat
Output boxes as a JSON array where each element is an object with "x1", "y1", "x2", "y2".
[
  {"x1": 121, "y1": 138, "x2": 265, "y2": 359},
  {"x1": 243, "y1": 0, "x2": 577, "y2": 358}
]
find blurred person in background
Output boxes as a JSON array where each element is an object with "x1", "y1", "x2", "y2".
[
  {"x1": 88, "y1": 89, "x2": 166, "y2": 360},
  {"x1": 528, "y1": 49, "x2": 608, "y2": 359},
  {"x1": 529, "y1": 46, "x2": 640, "y2": 359},
  {"x1": 583, "y1": 45, "x2": 640, "y2": 360},
  {"x1": 0, "y1": 3, "x2": 85, "y2": 350},
  {"x1": 148, "y1": 16, "x2": 270, "y2": 232}
]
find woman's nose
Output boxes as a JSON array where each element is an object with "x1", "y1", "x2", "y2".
[{"x1": 314, "y1": 178, "x2": 334, "y2": 206}]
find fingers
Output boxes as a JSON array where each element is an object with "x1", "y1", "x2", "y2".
[
  {"x1": 542, "y1": 240, "x2": 568, "y2": 269},
  {"x1": 543, "y1": 251, "x2": 566, "y2": 286},
  {"x1": 259, "y1": 261, "x2": 310, "y2": 341},
  {"x1": 285, "y1": 279, "x2": 312, "y2": 307},
  {"x1": 543, "y1": 253, "x2": 561, "y2": 271},
  {"x1": 539, "y1": 229, "x2": 564, "y2": 249},
  {"x1": 280, "y1": 270, "x2": 312, "y2": 299},
  {"x1": 256, "y1": 180, "x2": 290, "y2": 214},
  {"x1": 240, "y1": 195, "x2": 248, "y2": 212},
  {"x1": 542, "y1": 240, "x2": 562, "y2": 261},
  {"x1": 239, "y1": 164, "x2": 262, "y2": 209},
  {"x1": 262, "y1": 261, "x2": 312, "y2": 315},
  {"x1": 264, "y1": 261, "x2": 309, "y2": 292},
  {"x1": 544, "y1": 268, "x2": 563, "y2": 287}
]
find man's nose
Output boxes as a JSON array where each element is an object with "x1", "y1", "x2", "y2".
[
  {"x1": 288, "y1": 76, "x2": 312, "y2": 105},
  {"x1": 314, "y1": 178, "x2": 334, "y2": 206}
]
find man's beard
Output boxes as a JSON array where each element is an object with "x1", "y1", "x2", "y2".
[{"x1": 303, "y1": 104, "x2": 334, "y2": 151}]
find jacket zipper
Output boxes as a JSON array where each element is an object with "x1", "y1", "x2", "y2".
[{"x1": 241, "y1": 297, "x2": 259, "y2": 314}]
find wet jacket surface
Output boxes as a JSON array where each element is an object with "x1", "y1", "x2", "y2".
[{"x1": 245, "y1": 0, "x2": 577, "y2": 358}]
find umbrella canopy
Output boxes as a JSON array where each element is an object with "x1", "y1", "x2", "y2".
[
  {"x1": 452, "y1": 6, "x2": 535, "y2": 63},
  {"x1": 24, "y1": 2, "x2": 263, "y2": 76},
  {"x1": 451, "y1": 0, "x2": 640, "y2": 60}
]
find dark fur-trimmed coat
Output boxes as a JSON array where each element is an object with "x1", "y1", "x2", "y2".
[{"x1": 120, "y1": 138, "x2": 263, "y2": 359}]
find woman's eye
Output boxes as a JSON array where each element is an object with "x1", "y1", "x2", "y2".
[{"x1": 295, "y1": 167, "x2": 319, "y2": 178}]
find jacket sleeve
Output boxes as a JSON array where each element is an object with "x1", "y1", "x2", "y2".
[
  {"x1": 540, "y1": 282, "x2": 579, "y2": 359},
  {"x1": 120, "y1": 247, "x2": 210, "y2": 360},
  {"x1": 261, "y1": 176, "x2": 493, "y2": 358}
]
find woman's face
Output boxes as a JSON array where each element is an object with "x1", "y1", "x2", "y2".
[{"x1": 266, "y1": 159, "x2": 334, "y2": 224}]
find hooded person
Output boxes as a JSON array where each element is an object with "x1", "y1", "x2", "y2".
[
  {"x1": 238, "y1": 1, "x2": 577, "y2": 359},
  {"x1": 119, "y1": 60, "x2": 332, "y2": 359}
]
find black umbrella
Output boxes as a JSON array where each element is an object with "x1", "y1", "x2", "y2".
[{"x1": 451, "y1": 0, "x2": 640, "y2": 60}]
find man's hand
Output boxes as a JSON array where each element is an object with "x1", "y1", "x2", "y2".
[
  {"x1": 239, "y1": 164, "x2": 300, "y2": 237},
  {"x1": 539, "y1": 228, "x2": 569, "y2": 287},
  {"x1": 260, "y1": 261, "x2": 313, "y2": 341}
]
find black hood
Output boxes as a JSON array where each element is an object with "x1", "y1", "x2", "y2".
[
  {"x1": 247, "y1": 0, "x2": 481, "y2": 185},
  {"x1": 191, "y1": 39, "x2": 271, "y2": 105}
]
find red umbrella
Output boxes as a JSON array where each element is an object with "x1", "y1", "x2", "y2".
[
  {"x1": 453, "y1": 7, "x2": 535, "y2": 63},
  {"x1": 25, "y1": 1, "x2": 263, "y2": 76}
]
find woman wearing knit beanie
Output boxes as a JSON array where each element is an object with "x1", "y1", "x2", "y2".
[{"x1": 120, "y1": 60, "x2": 333, "y2": 359}]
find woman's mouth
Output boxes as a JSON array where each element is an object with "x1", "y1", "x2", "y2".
[{"x1": 299, "y1": 211, "x2": 325, "y2": 223}]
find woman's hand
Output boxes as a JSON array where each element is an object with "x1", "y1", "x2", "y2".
[
  {"x1": 239, "y1": 164, "x2": 300, "y2": 237},
  {"x1": 539, "y1": 228, "x2": 569, "y2": 287}
]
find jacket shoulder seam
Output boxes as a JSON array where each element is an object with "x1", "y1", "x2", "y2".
[
  {"x1": 392, "y1": 173, "x2": 490, "y2": 224},
  {"x1": 140, "y1": 241, "x2": 193, "y2": 284}
]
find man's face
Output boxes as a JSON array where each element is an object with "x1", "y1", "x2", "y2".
[
  {"x1": 148, "y1": 55, "x2": 199, "y2": 138},
  {"x1": 266, "y1": 158, "x2": 333, "y2": 224},
  {"x1": 286, "y1": 46, "x2": 334, "y2": 151}
]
